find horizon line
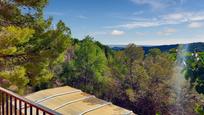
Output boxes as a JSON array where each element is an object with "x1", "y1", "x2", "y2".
[{"x1": 106, "y1": 41, "x2": 204, "y2": 46}]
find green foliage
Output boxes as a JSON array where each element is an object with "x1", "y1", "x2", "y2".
[
  {"x1": 0, "y1": 1, "x2": 71, "y2": 94},
  {"x1": 1, "y1": 1, "x2": 203, "y2": 115},
  {"x1": 142, "y1": 49, "x2": 174, "y2": 114},
  {"x1": 195, "y1": 104, "x2": 204, "y2": 115},
  {"x1": 126, "y1": 88, "x2": 136, "y2": 102},
  {"x1": 61, "y1": 36, "x2": 111, "y2": 96},
  {"x1": 0, "y1": 66, "x2": 28, "y2": 94},
  {"x1": 14, "y1": 0, "x2": 48, "y2": 9},
  {"x1": 185, "y1": 52, "x2": 204, "y2": 94},
  {"x1": 0, "y1": 26, "x2": 35, "y2": 55},
  {"x1": 123, "y1": 44, "x2": 146, "y2": 90},
  {"x1": 124, "y1": 44, "x2": 144, "y2": 64},
  {"x1": 75, "y1": 36, "x2": 108, "y2": 82},
  {"x1": 147, "y1": 48, "x2": 162, "y2": 57},
  {"x1": 58, "y1": 38, "x2": 202, "y2": 114},
  {"x1": 0, "y1": 0, "x2": 48, "y2": 26},
  {"x1": 144, "y1": 52, "x2": 173, "y2": 79},
  {"x1": 0, "y1": 26, "x2": 34, "y2": 93}
]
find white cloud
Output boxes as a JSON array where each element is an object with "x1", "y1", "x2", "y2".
[
  {"x1": 105, "y1": 11, "x2": 204, "y2": 29},
  {"x1": 157, "y1": 28, "x2": 177, "y2": 36},
  {"x1": 130, "y1": 0, "x2": 185, "y2": 9},
  {"x1": 89, "y1": 30, "x2": 125, "y2": 37},
  {"x1": 161, "y1": 12, "x2": 204, "y2": 23},
  {"x1": 110, "y1": 21, "x2": 159, "y2": 29},
  {"x1": 130, "y1": 0, "x2": 167, "y2": 9},
  {"x1": 77, "y1": 15, "x2": 88, "y2": 19},
  {"x1": 162, "y1": 13, "x2": 184, "y2": 21},
  {"x1": 111, "y1": 30, "x2": 125, "y2": 36},
  {"x1": 133, "y1": 11, "x2": 144, "y2": 15},
  {"x1": 188, "y1": 22, "x2": 203, "y2": 28},
  {"x1": 191, "y1": 15, "x2": 204, "y2": 21}
]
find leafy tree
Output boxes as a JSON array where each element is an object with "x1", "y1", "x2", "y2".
[
  {"x1": 95, "y1": 41, "x2": 114, "y2": 58},
  {"x1": 142, "y1": 49, "x2": 174, "y2": 114},
  {"x1": 106, "y1": 44, "x2": 151, "y2": 113},
  {"x1": 0, "y1": 26, "x2": 34, "y2": 94},
  {"x1": 124, "y1": 44, "x2": 144, "y2": 81},
  {"x1": 123, "y1": 44, "x2": 149, "y2": 97},
  {"x1": 147, "y1": 48, "x2": 162, "y2": 57},
  {"x1": 24, "y1": 21, "x2": 71, "y2": 87},
  {"x1": 61, "y1": 36, "x2": 111, "y2": 96},
  {"x1": 1, "y1": 1, "x2": 201, "y2": 115},
  {"x1": 0, "y1": 0, "x2": 48, "y2": 27},
  {"x1": 0, "y1": 0, "x2": 71, "y2": 94},
  {"x1": 185, "y1": 53, "x2": 204, "y2": 94}
]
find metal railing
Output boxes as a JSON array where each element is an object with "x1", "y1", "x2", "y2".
[{"x1": 0, "y1": 87, "x2": 61, "y2": 115}]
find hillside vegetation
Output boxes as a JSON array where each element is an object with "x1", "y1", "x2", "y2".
[
  {"x1": 0, "y1": 1, "x2": 203, "y2": 114},
  {"x1": 111, "y1": 42, "x2": 204, "y2": 53}
]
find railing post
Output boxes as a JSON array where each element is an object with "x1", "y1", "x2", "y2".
[
  {"x1": 14, "y1": 97, "x2": 17, "y2": 115},
  {"x1": 19, "y1": 100, "x2": 22, "y2": 115},
  {"x1": 10, "y1": 95, "x2": 12, "y2": 115},
  {"x1": 0, "y1": 91, "x2": 4, "y2": 115},
  {"x1": 6, "y1": 93, "x2": 8, "y2": 115}
]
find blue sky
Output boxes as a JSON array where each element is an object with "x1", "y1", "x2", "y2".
[{"x1": 44, "y1": 0, "x2": 204, "y2": 45}]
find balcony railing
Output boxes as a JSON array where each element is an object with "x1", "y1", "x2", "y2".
[{"x1": 0, "y1": 87, "x2": 61, "y2": 115}]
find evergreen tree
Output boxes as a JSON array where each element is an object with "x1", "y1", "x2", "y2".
[
  {"x1": 0, "y1": 0, "x2": 71, "y2": 94},
  {"x1": 61, "y1": 36, "x2": 111, "y2": 96}
]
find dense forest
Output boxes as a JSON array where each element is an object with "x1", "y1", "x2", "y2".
[{"x1": 0, "y1": 0, "x2": 204, "y2": 115}]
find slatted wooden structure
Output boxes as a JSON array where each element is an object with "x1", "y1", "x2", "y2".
[{"x1": 25, "y1": 86, "x2": 134, "y2": 115}]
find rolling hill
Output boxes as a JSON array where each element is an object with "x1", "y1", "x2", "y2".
[{"x1": 110, "y1": 42, "x2": 204, "y2": 53}]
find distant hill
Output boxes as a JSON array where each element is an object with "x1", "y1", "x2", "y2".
[{"x1": 109, "y1": 42, "x2": 204, "y2": 53}]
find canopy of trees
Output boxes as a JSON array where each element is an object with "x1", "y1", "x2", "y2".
[
  {"x1": 0, "y1": 0, "x2": 203, "y2": 114},
  {"x1": 0, "y1": 0, "x2": 71, "y2": 94}
]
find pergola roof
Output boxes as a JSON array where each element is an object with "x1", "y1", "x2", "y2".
[{"x1": 25, "y1": 86, "x2": 134, "y2": 115}]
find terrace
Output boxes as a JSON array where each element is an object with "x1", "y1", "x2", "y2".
[{"x1": 0, "y1": 86, "x2": 134, "y2": 115}]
